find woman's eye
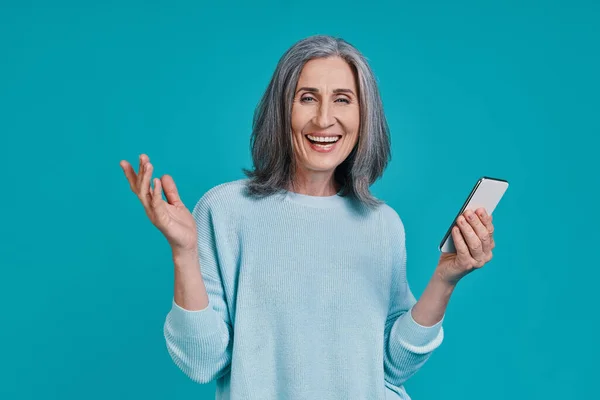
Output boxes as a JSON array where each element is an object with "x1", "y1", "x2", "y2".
[{"x1": 300, "y1": 95, "x2": 350, "y2": 103}]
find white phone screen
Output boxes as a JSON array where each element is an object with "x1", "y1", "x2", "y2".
[{"x1": 439, "y1": 177, "x2": 509, "y2": 253}]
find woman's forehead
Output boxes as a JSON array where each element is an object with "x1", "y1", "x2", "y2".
[{"x1": 296, "y1": 57, "x2": 357, "y2": 91}]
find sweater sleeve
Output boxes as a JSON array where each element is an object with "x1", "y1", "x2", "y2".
[
  {"x1": 163, "y1": 193, "x2": 234, "y2": 384},
  {"x1": 382, "y1": 205, "x2": 445, "y2": 388}
]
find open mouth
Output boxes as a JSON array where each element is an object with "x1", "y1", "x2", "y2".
[{"x1": 305, "y1": 134, "x2": 342, "y2": 150}]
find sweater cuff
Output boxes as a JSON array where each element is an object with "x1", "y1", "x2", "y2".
[
  {"x1": 395, "y1": 306, "x2": 445, "y2": 350},
  {"x1": 166, "y1": 298, "x2": 221, "y2": 337}
]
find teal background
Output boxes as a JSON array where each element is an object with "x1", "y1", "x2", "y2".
[{"x1": 1, "y1": 0, "x2": 598, "y2": 399}]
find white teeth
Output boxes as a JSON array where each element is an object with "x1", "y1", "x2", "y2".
[{"x1": 307, "y1": 135, "x2": 340, "y2": 143}]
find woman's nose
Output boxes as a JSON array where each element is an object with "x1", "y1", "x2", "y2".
[{"x1": 314, "y1": 102, "x2": 335, "y2": 128}]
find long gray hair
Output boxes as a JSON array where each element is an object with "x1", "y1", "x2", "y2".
[{"x1": 242, "y1": 35, "x2": 391, "y2": 208}]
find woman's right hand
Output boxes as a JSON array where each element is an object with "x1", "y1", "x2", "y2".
[{"x1": 120, "y1": 154, "x2": 198, "y2": 253}]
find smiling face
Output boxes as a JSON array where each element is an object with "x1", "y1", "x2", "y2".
[{"x1": 290, "y1": 56, "x2": 360, "y2": 184}]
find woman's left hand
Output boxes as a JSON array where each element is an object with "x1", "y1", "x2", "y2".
[{"x1": 436, "y1": 207, "x2": 495, "y2": 285}]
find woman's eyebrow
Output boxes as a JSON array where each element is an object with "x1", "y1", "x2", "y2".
[{"x1": 296, "y1": 87, "x2": 356, "y2": 95}]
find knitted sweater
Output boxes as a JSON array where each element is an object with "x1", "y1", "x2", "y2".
[{"x1": 163, "y1": 179, "x2": 444, "y2": 399}]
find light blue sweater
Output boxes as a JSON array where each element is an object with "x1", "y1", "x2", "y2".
[{"x1": 163, "y1": 179, "x2": 445, "y2": 400}]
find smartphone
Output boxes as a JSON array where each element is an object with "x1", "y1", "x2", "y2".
[{"x1": 439, "y1": 176, "x2": 509, "y2": 253}]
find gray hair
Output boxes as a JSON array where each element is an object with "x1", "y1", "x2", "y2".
[{"x1": 242, "y1": 34, "x2": 391, "y2": 208}]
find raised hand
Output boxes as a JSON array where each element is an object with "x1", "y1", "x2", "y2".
[{"x1": 120, "y1": 154, "x2": 198, "y2": 253}]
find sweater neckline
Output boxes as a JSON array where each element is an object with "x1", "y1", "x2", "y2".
[{"x1": 283, "y1": 190, "x2": 346, "y2": 209}]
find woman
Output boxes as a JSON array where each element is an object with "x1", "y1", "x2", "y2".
[{"x1": 120, "y1": 35, "x2": 495, "y2": 400}]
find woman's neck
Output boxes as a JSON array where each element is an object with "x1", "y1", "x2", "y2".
[{"x1": 288, "y1": 169, "x2": 339, "y2": 196}]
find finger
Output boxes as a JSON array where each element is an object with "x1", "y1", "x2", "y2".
[
  {"x1": 136, "y1": 154, "x2": 148, "y2": 192},
  {"x1": 476, "y1": 208, "x2": 495, "y2": 241},
  {"x1": 457, "y1": 214, "x2": 485, "y2": 261},
  {"x1": 160, "y1": 174, "x2": 183, "y2": 206},
  {"x1": 451, "y1": 225, "x2": 472, "y2": 262},
  {"x1": 466, "y1": 210, "x2": 493, "y2": 253},
  {"x1": 120, "y1": 160, "x2": 138, "y2": 192},
  {"x1": 152, "y1": 177, "x2": 165, "y2": 212},
  {"x1": 139, "y1": 161, "x2": 154, "y2": 208}
]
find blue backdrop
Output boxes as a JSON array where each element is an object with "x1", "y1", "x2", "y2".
[{"x1": 1, "y1": 1, "x2": 598, "y2": 399}]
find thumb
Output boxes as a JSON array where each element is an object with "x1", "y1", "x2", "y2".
[{"x1": 161, "y1": 174, "x2": 183, "y2": 205}]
